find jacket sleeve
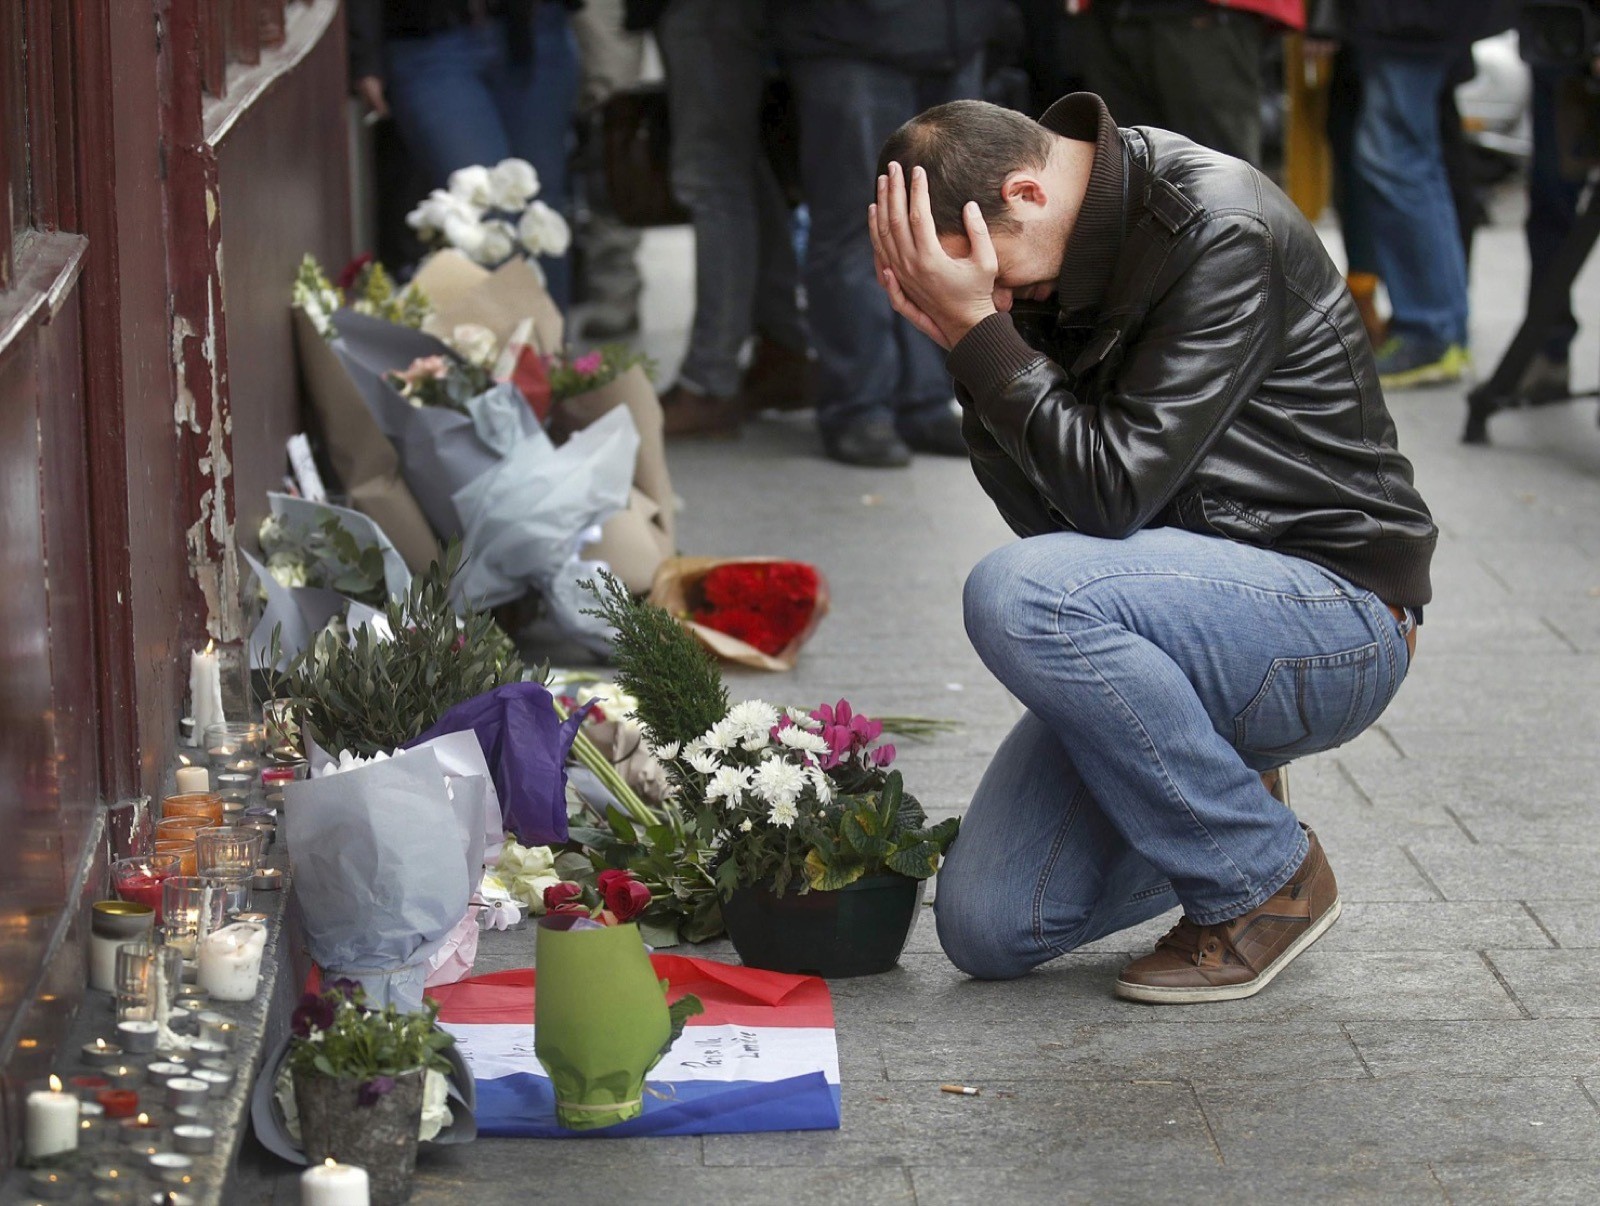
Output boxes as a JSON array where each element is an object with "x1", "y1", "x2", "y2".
[
  {"x1": 947, "y1": 211, "x2": 1285, "y2": 540},
  {"x1": 348, "y1": 0, "x2": 384, "y2": 82},
  {"x1": 958, "y1": 395, "x2": 1062, "y2": 539}
]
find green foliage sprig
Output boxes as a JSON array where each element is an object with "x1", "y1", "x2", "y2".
[
  {"x1": 289, "y1": 982, "x2": 454, "y2": 1088},
  {"x1": 258, "y1": 513, "x2": 388, "y2": 607},
  {"x1": 545, "y1": 344, "x2": 655, "y2": 403},
  {"x1": 581, "y1": 573, "x2": 728, "y2": 751},
  {"x1": 267, "y1": 547, "x2": 528, "y2": 757}
]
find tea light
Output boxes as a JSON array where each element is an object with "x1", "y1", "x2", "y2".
[
  {"x1": 145, "y1": 1061, "x2": 189, "y2": 1086},
  {"x1": 174, "y1": 763, "x2": 209, "y2": 794},
  {"x1": 172, "y1": 1123, "x2": 215, "y2": 1154},
  {"x1": 116, "y1": 1019, "x2": 159, "y2": 1054},
  {"x1": 192, "y1": 1068, "x2": 231, "y2": 1097},
  {"x1": 215, "y1": 772, "x2": 252, "y2": 799},
  {"x1": 197, "y1": 1015, "x2": 237, "y2": 1047},
  {"x1": 196, "y1": 1059, "x2": 235, "y2": 1086},
  {"x1": 95, "y1": 1088, "x2": 140, "y2": 1118},
  {"x1": 177, "y1": 984, "x2": 209, "y2": 1003},
  {"x1": 90, "y1": 1189, "x2": 136, "y2": 1206},
  {"x1": 153, "y1": 1192, "x2": 197, "y2": 1206},
  {"x1": 91, "y1": 1160, "x2": 130, "y2": 1187},
  {"x1": 301, "y1": 1157, "x2": 370, "y2": 1206},
  {"x1": 173, "y1": 1103, "x2": 205, "y2": 1122},
  {"x1": 107, "y1": 1064, "x2": 143, "y2": 1091},
  {"x1": 83, "y1": 1037, "x2": 125, "y2": 1066},
  {"x1": 79, "y1": 1102, "x2": 109, "y2": 1149},
  {"x1": 222, "y1": 802, "x2": 246, "y2": 823},
  {"x1": 233, "y1": 911, "x2": 271, "y2": 926},
  {"x1": 188, "y1": 1038, "x2": 228, "y2": 1061},
  {"x1": 27, "y1": 1168, "x2": 72, "y2": 1200},
  {"x1": 166, "y1": 1076, "x2": 208, "y2": 1107},
  {"x1": 119, "y1": 1113, "x2": 161, "y2": 1146},
  {"x1": 26, "y1": 1075, "x2": 79, "y2": 1159},
  {"x1": 148, "y1": 1151, "x2": 194, "y2": 1182},
  {"x1": 71, "y1": 1074, "x2": 112, "y2": 1100},
  {"x1": 253, "y1": 867, "x2": 284, "y2": 891}
]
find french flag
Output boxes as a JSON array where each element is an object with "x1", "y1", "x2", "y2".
[{"x1": 429, "y1": 954, "x2": 843, "y2": 1138}]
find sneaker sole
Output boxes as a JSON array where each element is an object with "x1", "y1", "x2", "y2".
[{"x1": 1113, "y1": 896, "x2": 1343, "y2": 1005}]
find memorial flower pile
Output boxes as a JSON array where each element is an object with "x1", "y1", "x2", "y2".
[
  {"x1": 406, "y1": 158, "x2": 571, "y2": 272},
  {"x1": 256, "y1": 509, "x2": 390, "y2": 607}
]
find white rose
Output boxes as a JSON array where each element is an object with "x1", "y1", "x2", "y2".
[
  {"x1": 472, "y1": 220, "x2": 516, "y2": 266},
  {"x1": 447, "y1": 165, "x2": 494, "y2": 208},
  {"x1": 517, "y1": 201, "x2": 571, "y2": 258},
  {"x1": 487, "y1": 158, "x2": 540, "y2": 210},
  {"x1": 448, "y1": 323, "x2": 499, "y2": 368},
  {"x1": 266, "y1": 551, "x2": 308, "y2": 589},
  {"x1": 419, "y1": 1070, "x2": 453, "y2": 1142}
]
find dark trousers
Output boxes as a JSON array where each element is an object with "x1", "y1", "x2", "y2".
[
  {"x1": 786, "y1": 53, "x2": 984, "y2": 432},
  {"x1": 1527, "y1": 64, "x2": 1585, "y2": 363},
  {"x1": 1072, "y1": 3, "x2": 1263, "y2": 165}
]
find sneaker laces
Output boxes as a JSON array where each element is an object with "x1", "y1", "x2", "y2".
[{"x1": 1154, "y1": 916, "x2": 1235, "y2": 966}]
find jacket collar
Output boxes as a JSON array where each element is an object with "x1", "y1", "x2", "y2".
[{"x1": 1038, "y1": 92, "x2": 1128, "y2": 320}]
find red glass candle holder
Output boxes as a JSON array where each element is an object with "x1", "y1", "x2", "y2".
[
  {"x1": 111, "y1": 855, "x2": 180, "y2": 922},
  {"x1": 96, "y1": 1088, "x2": 139, "y2": 1118}
]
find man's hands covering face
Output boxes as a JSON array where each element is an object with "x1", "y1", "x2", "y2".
[{"x1": 868, "y1": 163, "x2": 999, "y2": 351}]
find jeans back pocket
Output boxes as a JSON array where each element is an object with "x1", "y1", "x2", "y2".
[{"x1": 1233, "y1": 643, "x2": 1380, "y2": 759}]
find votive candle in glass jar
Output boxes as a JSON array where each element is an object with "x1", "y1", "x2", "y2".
[
  {"x1": 161, "y1": 792, "x2": 225, "y2": 827},
  {"x1": 154, "y1": 839, "x2": 198, "y2": 877},
  {"x1": 160, "y1": 876, "x2": 227, "y2": 958},
  {"x1": 111, "y1": 854, "x2": 180, "y2": 922}
]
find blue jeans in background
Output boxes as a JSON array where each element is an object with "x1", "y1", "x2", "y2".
[
  {"x1": 657, "y1": 0, "x2": 805, "y2": 398},
  {"x1": 786, "y1": 54, "x2": 983, "y2": 434},
  {"x1": 386, "y1": 9, "x2": 579, "y2": 306},
  {"x1": 1353, "y1": 48, "x2": 1469, "y2": 349},
  {"x1": 936, "y1": 528, "x2": 1412, "y2": 980}
]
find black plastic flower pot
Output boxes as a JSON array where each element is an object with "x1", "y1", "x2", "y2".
[{"x1": 722, "y1": 872, "x2": 926, "y2": 977}]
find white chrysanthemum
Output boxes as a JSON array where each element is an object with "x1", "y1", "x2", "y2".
[
  {"x1": 705, "y1": 765, "x2": 751, "y2": 807},
  {"x1": 739, "y1": 818, "x2": 754, "y2": 833},
  {"x1": 649, "y1": 739, "x2": 680, "y2": 762},
  {"x1": 447, "y1": 165, "x2": 494, "y2": 207},
  {"x1": 751, "y1": 758, "x2": 805, "y2": 809},
  {"x1": 777, "y1": 726, "x2": 829, "y2": 755},
  {"x1": 518, "y1": 200, "x2": 571, "y2": 257},
  {"x1": 805, "y1": 765, "x2": 834, "y2": 805},
  {"x1": 767, "y1": 798, "x2": 799, "y2": 828},
  {"x1": 702, "y1": 718, "x2": 741, "y2": 753},
  {"x1": 487, "y1": 158, "x2": 540, "y2": 210},
  {"x1": 726, "y1": 700, "x2": 780, "y2": 750},
  {"x1": 784, "y1": 706, "x2": 821, "y2": 730},
  {"x1": 686, "y1": 748, "x2": 720, "y2": 777}
]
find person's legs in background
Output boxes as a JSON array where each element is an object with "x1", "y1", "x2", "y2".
[
  {"x1": 385, "y1": 26, "x2": 514, "y2": 186},
  {"x1": 491, "y1": 3, "x2": 580, "y2": 308},
  {"x1": 788, "y1": 54, "x2": 980, "y2": 467},
  {"x1": 570, "y1": 0, "x2": 646, "y2": 338},
  {"x1": 1327, "y1": 45, "x2": 1386, "y2": 344},
  {"x1": 1521, "y1": 63, "x2": 1586, "y2": 402},
  {"x1": 657, "y1": 0, "x2": 803, "y2": 435},
  {"x1": 1354, "y1": 47, "x2": 1472, "y2": 387}
]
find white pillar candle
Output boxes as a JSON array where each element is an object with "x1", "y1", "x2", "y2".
[
  {"x1": 195, "y1": 922, "x2": 267, "y2": 1001},
  {"x1": 25, "y1": 1076, "x2": 79, "y2": 1160},
  {"x1": 188, "y1": 642, "x2": 225, "y2": 747},
  {"x1": 301, "y1": 1158, "x2": 370, "y2": 1206},
  {"x1": 174, "y1": 764, "x2": 210, "y2": 793}
]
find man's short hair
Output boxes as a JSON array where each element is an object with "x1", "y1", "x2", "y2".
[{"x1": 877, "y1": 100, "x2": 1054, "y2": 237}]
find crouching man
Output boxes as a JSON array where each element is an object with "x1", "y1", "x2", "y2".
[{"x1": 869, "y1": 94, "x2": 1434, "y2": 1002}]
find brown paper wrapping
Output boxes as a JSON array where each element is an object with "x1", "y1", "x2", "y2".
[
  {"x1": 648, "y1": 556, "x2": 830, "y2": 673},
  {"x1": 412, "y1": 249, "x2": 564, "y2": 355},
  {"x1": 582, "y1": 489, "x2": 673, "y2": 595},
  {"x1": 290, "y1": 310, "x2": 441, "y2": 573}
]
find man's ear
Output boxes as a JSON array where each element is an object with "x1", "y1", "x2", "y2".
[{"x1": 1000, "y1": 170, "x2": 1048, "y2": 212}]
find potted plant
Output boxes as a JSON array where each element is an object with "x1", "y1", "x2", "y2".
[
  {"x1": 288, "y1": 981, "x2": 456, "y2": 1205},
  {"x1": 585, "y1": 576, "x2": 957, "y2": 977}
]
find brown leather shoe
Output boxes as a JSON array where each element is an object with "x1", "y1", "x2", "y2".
[
  {"x1": 741, "y1": 336, "x2": 814, "y2": 412},
  {"x1": 1115, "y1": 827, "x2": 1340, "y2": 1004},
  {"x1": 661, "y1": 383, "x2": 742, "y2": 439}
]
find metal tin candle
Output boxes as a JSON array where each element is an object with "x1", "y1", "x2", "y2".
[{"x1": 82, "y1": 1037, "x2": 124, "y2": 1067}]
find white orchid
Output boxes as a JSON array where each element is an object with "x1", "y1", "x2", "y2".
[
  {"x1": 447, "y1": 165, "x2": 494, "y2": 208},
  {"x1": 473, "y1": 220, "x2": 517, "y2": 266},
  {"x1": 487, "y1": 158, "x2": 540, "y2": 210},
  {"x1": 517, "y1": 200, "x2": 571, "y2": 257},
  {"x1": 406, "y1": 188, "x2": 480, "y2": 238}
]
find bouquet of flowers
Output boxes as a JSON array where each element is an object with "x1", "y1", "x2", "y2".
[
  {"x1": 385, "y1": 352, "x2": 495, "y2": 414},
  {"x1": 650, "y1": 557, "x2": 829, "y2": 671},
  {"x1": 407, "y1": 159, "x2": 571, "y2": 274},
  {"x1": 545, "y1": 345, "x2": 654, "y2": 403}
]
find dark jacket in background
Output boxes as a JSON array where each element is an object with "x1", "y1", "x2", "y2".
[
  {"x1": 1335, "y1": 0, "x2": 1514, "y2": 53},
  {"x1": 771, "y1": 0, "x2": 997, "y2": 73}
]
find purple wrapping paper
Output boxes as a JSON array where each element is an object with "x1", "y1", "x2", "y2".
[{"x1": 407, "y1": 682, "x2": 585, "y2": 845}]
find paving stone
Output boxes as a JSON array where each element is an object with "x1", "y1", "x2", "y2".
[
  {"x1": 910, "y1": 1161, "x2": 1449, "y2": 1205},
  {"x1": 1344, "y1": 1020, "x2": 1600, "y2": 1079},
  {"x1": 701, "y1": 1078, "x2": 1214, "y2": 1169},
  {"x1": 1523, "y1": 902, "x2": 1600, "y2": 948},
  {"x1": 1310, "y1": 901, "x2": 1553, "y2": 951},
  {"x1": 1402, "y1": 839, "x2": 1600, "y2": 901},
  {"x1": 1196, "y1": 1076, "x2": 1600, "y2": 1168},
  {"x1": 1479, "y1": 950, "x2": 1600, "y2": 1019},
  {"x1": 1429, "y1": 1159, "x2": 1600, "y2": 1205},
  {"x1": 413, "y1": 1160, "x2": 913, "y2": 1206}
]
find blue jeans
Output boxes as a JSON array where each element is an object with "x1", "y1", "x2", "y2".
[
  {"x1": 1528, "y1": 65, "x2": 1584, "y2": 363},
  {"x1": 657, "y1": 0, "x2": 805, "y2": 397},
  {"x1": 386, "y1": 10, "x2": 579, "y2": 306},
  {"x1": 1353, "y1": 49, "x2": 1469, "y2": 348},
  {"x1": 936, "y1": 528, "x2": 1413, "y2": 980},
  {"x1": 786, "y1": 54, "x2": 983, "y2": 432}
]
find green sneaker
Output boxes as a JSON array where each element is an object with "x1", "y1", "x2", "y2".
[{"x1": 1376, "y1": 337, "x2": 1470, "y2": 390}]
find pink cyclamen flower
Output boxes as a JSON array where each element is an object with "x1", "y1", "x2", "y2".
[
  {"x1": 871, "y1": 744, "x2": 896, "y2": 769},
  {"x1": 571, "y1": 351, "x2": 604, "y2": 376}
]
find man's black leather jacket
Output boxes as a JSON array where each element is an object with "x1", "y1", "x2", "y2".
[{"x1": 947, "y1": 107, "x2": 1436, "y2": 608}]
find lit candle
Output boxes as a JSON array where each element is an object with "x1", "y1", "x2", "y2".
[
  {"x1": 26, "y1": 1075, "x2": 79, "y2": 1159},
  {"x1": 115, "y1": 1019, "x2": 159, "y2": 1054},
  {"x1": 301, "y1": 1158, "x2": 371, "y2": 1206},
  {"x1": 174, "y1": 761, "x2": 210, "y2": 794},
  {"x1": 148, "y1": 1151, "x2": 195, "y2": 1183},
  {"x1": 118, "y1": 1112, "x2": 160, "y2": 1147},
  {"x1": 196, "y1": 922, "x2": 266, "y2": 1001},
  {"x1": 82, "y1": 1037, "x2": 124, "y2": 1066},
  {"x1": 26, "y1": 1168, "x2": 71, "y2": 1200},
  {"x1": 189, "y1": 641, "x2": 225, "y2": 747},
  {"x1": 197, "y1": 1015, "x2": 237, "y2": 1048},
  {"x1": 70, "y1": 1074, "x2": 111, "y2": 1100},
  {"x1": 107, "y1": 1064, "x2": 143, "y2": 1091}
]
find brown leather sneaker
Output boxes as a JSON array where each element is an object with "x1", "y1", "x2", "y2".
[
  {"x1": 1115, "y1": 827, "x2": 1340, "y2": 1004},
  {"x1": 661, "y1": 383, "x2": 742, "y2": 439}
]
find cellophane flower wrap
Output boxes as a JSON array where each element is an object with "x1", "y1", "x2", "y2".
[{"x1": 649, "y1": 557, "x2": 829, "y2": 672}]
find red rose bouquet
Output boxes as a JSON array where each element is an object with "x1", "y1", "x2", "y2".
[{"x1": 648, "y1": 557, "x2": 830, "y2": 671}]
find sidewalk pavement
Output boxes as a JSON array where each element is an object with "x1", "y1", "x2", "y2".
[{"x1": 403, "y1": 207, "x2": 1600, "y2": 1203}]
